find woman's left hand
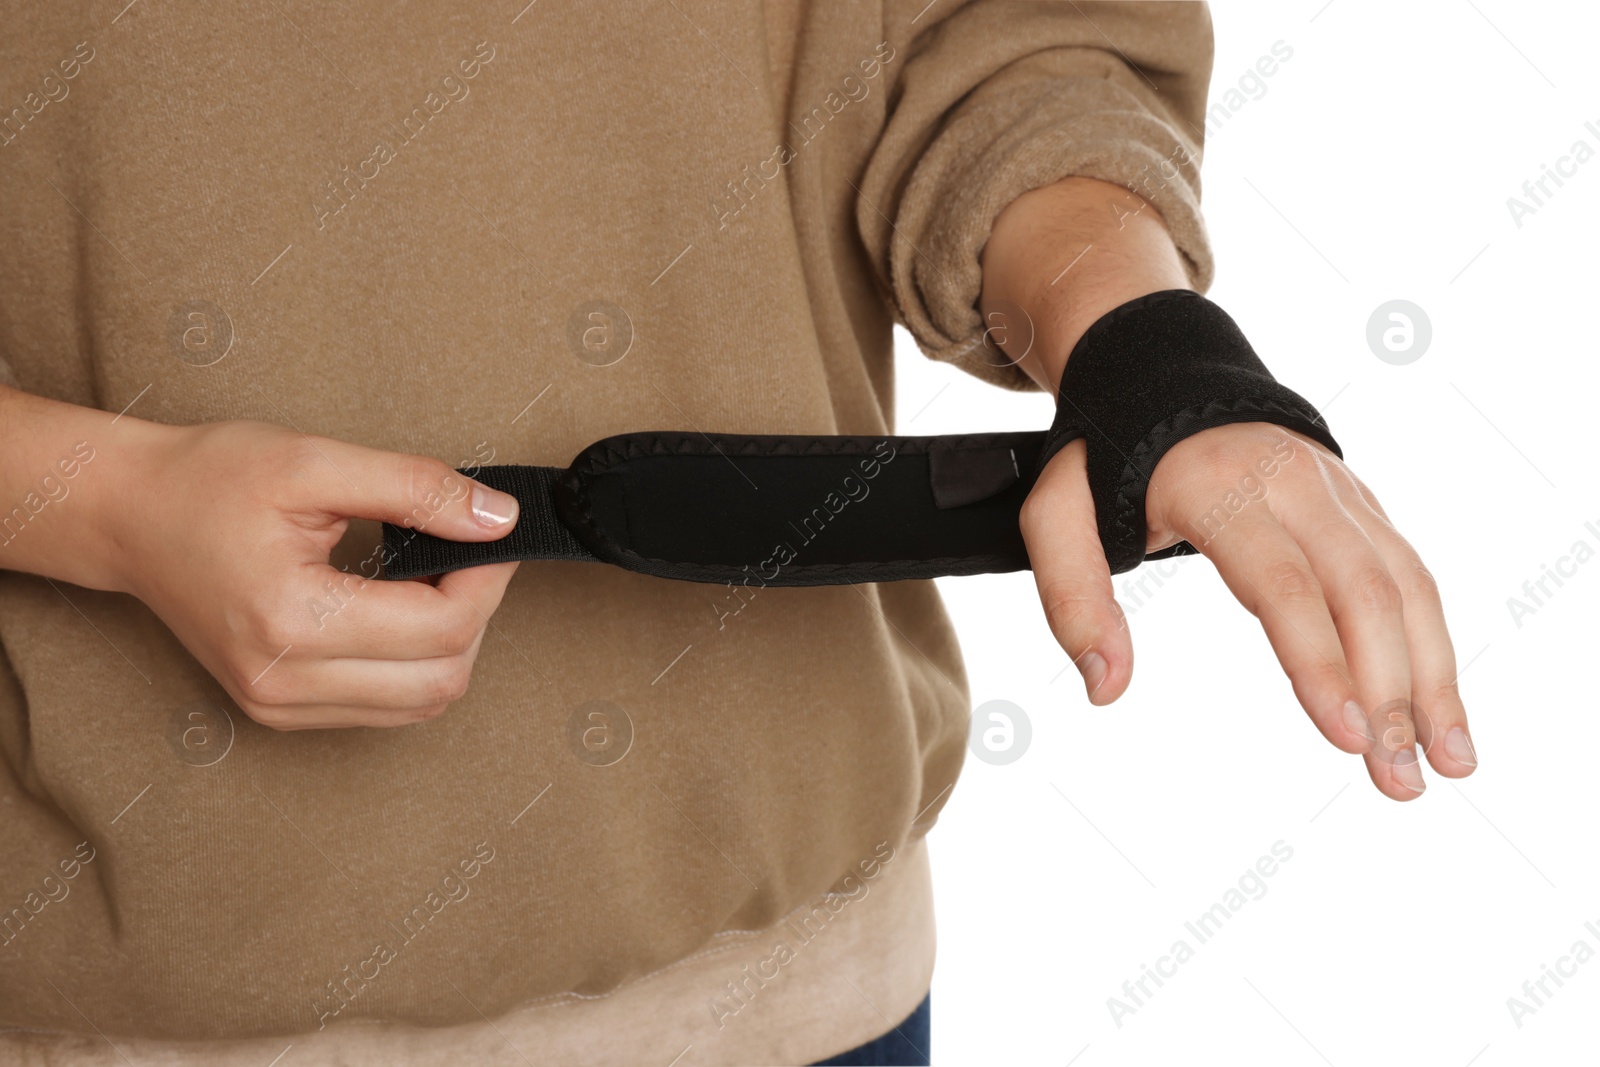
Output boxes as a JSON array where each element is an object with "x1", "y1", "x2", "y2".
[{"x1": 1019, "y1": 422, "x2": 1478, "y2": 801}]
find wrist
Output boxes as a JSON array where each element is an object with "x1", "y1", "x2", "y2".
[
  {"x1": 980, "y1": 176, "x2": 1190, "y2": 392},
  {"x1": 0, "y1": 389, "x2": 141, "y2": 591},
  {"x1": 86, "y1": 414, "x2": 187, "y2": 598},
  {"x1": 1033, "y1": 291, "x2": 1342, "y2": 574}
]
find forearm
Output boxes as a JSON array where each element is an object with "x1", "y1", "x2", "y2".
[
  {"x1": 979, "y1": 176, "x2": 1190, "y2": 392},
  {"x1": 0, "y1": 384, "x2": 155, "y2": 592}
]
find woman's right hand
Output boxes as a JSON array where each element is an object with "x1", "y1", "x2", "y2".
[{"x1": 100, "y1": 418, "x2": 522, "y2": 730}]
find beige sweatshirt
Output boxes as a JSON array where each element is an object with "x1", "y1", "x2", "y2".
[{"x1": 0, "y1": 1, "x2": 1213, "y2": 1062}]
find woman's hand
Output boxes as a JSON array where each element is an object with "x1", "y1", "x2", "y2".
[
  {"x1": 103, "y1": 419, "x2": 522, "y2": 731},
  {"x1": 1021, "y1": 424, "x2": 1477, "y2": 800},
  {"x1": 981, "y1": 176, "x2": 1475, "y2": 800}
]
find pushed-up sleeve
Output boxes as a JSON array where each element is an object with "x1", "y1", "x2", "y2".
[{"x1": 858, "y1": 0, "x2": 1216, "y2": 390}]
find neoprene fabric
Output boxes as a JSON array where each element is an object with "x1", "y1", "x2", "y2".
[
  {"x1": 382, "y1": 433, "x2": 1044, "y2": 584},
  {"x1": 381, "y1": 293, "x2": 1338, "y2": 587},
  {"x1": 1041, "y1": 289, "x2": 1343, "y2": 572}
]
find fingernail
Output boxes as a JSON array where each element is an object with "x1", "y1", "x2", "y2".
[
  {"x1": 1343, "y1": 699, "x2": 1375, "y2": 743},
  {"x1": 471, "y1": 484, "x2": 518, "y2": 527},
  {"x1": 1078, "y1": 651, "x2": 1108, "y2": 700},
  {"x1": 1393, "y1": 748, "x2": 1426, "y2": 794},
  {"x1": 1444, "y1": 726, "x2": 1478, "y2": 768}
]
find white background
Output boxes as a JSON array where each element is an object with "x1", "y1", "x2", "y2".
[{"x1": 915, "y1": 1, "x2": 1599, "y2": 1064}]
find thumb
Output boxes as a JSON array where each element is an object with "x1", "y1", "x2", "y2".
[
  {"x1": 1020, "y1": 439, "x2": 1132, "y2": 704},
  {"x1": 303, "y1": 438, "x2": 520, "y2": 543}
]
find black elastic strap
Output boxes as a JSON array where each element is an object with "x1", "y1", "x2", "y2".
[
  {"x1": 382, "y1": 465, "x2": 600, "y2": 577},
  {"x1": 381, "y1": 292, "x2": 1339, "y2": 585},
  {"x1": 382, "y1": 433, "x2": 1045, "y2": 585}
]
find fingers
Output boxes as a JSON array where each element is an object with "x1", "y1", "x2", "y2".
[
  {"x1": 435, "y1": 558, "x2": 520, "y2": 617},
  {"x1": 296, "y1": 437, "x2": 520, "y2": 543},
  {"x1": 1020, "y1": 440, "x2": 1132, "y2": 704},
  {"x1": 1193, "y1": 511, "x2": 1375, "y2": 755},
  {"x1": 1268, "y1": 484, "x2": 1424, "y2": 799},
  {"x1": 145, "y1": 424, "x2": 527, "y2": 733},
  {"x1": 298, "y1": 560, "x2": 520, "y2": 660},
  {"x1": 223, "y1": 562, "x2": 518, "y2": 729},
  {"x1": 246, "y1": 630, "x2": 489, "y2": 724},
  {"x1": 1142, "y1": 424, "x2": 1471, "y2": 800},
  {"x1": 1344, "y1": 486, "x2": 1477, "y2": 778},
  {"x1": 244, "y1": 702, "x2": 452, "y2": 731}
]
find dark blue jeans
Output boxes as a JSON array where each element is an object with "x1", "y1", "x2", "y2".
[{"x1": 810, "y1": 992, "x2": 930, "y2": 1066}]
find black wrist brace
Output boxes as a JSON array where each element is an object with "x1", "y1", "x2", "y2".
[
  {"x1": 1038, "y1": 289, "x2": 1341, "y2": 574},
  {"x1": 380, "y1": 291, "x2": 1339, "y2": 585}
]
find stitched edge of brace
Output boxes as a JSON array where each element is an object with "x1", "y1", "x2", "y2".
[{"x1": 1105, "y1": 394, "x2": 1340, "y2": 563}]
